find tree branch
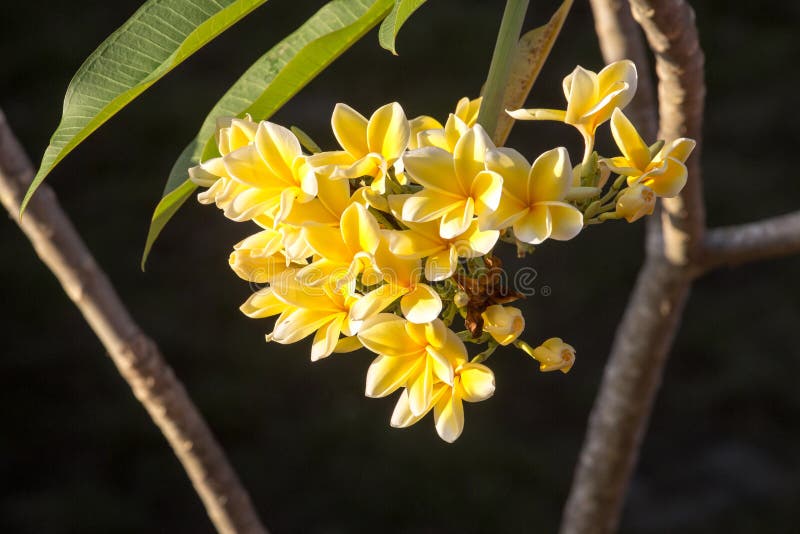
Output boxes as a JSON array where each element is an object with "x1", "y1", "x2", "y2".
[
  {"x1": 0, "y1": 109, "x2": 268, "y2": 534},
  {"x1": 560, "y1": 2, "x2": 705, "y2": 533},
  {"x1": 700, "y1": 211, "x2": 800, "y2": 273},
  {"x1": 589, "y1": 0, "x2": 658, "y2": 140}
]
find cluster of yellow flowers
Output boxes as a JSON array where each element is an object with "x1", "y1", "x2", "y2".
[{"x1": 189, "y1": 60, "x2": 695, "y2": 442}]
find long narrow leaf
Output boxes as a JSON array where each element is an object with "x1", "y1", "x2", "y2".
[
  {"x1": 493, "y1": 0, "x2": 573, "y2": 146},
  {"x1": 378, "y1": 0, "x2": 427, "y2": 55},
  {"x1": 142, "y1": 0, "x2": 393, "y2": 268},
  {"x1": 23, "y1": 0, "x2": 269, "y2": 214}
]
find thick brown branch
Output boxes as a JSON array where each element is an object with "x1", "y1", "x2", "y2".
[
  {"x1": 561, "y1": 2, "x2": 705, "y2": 533},
  {"x1": 0, "y1": 109, "x2": 268, "y2": 534},
  {"x1": 630, "y1": 0, "x2": 706, "y2": 265},
  {"x1": 700, "y1": 211, "x2": 800, "y2": 273},
  {"x1": 561, "y1": 260, "x2": 691, "y2": 534}
]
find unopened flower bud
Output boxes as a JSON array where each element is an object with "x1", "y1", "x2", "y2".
[
  {"x1": 520, "y1": 337, "x2": 575, "y2": 373},
  {"x1": 615, "y1": 183, "x2": 656, "y2": 222},
  {"x1": 481, "y1": 305, "x2": 525, "y2": 346},
  {"x1": 454, "y1": 291, "x2": 470, "y2": 308}
]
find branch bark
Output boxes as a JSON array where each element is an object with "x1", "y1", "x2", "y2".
[
  {"x1": 700, "y1": 211, "x2": 800, "y2": 273},
  {"x1": 0, "y1": 109, "x2": 268, "y2": 534},
  {"x1": 561, "y1": 2, "x2": 705, "y2": 533}
]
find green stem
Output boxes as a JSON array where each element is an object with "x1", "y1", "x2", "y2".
[{"x1": 476, "y1": 0, "x2": 530, "y2": 140}]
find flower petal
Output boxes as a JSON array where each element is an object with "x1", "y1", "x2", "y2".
[
  {"x1": 358, "y1": 314, "x2": 424, "y2": 357},
  {"x1": 424, "y1": 246, "x2": 458, "y2": 281},
  {"x1": 402, "y1": 190, "x2": 463, "y2": 224},
  {"x1": 351, "y1": 284, "x2": 407, "y2": 322},
  {"x1": 563, "y1": 66, "x2": 598, "y2": 125},
  {"x1": 610, "y1": 108, "x2": 650, "y2": 171},
  {"x1": 453, "y1": 125, "x2": 494, "y2": 195},
  {"x1": 485, "y1": 148, "x2": 529, "y2": 202},
  {"x1": 514, "y1": 205, "x2": 552, "y2": 244},
  {"x1": 366, "y1": 355, "x2": 424, "y2": 398},
  {"x1": 367, "y1": 102, "x2": 410, "y2": 162},
  {"x1": 529, "y1": 147, "x2": 572, "y2": 202},
  {"x1": 540, "y1": 201, "x2": 584, "y2": 241},
  {"x1": 402, "y1": 147, "x2": 460, "y2": 194},
  {"x1": 439, "y1": 198, "x2": 473, "y2": 239},
  {"x1": 470, "y1": 170, "x2": 504, "y2": 216},
  {"x1": 255, "y1": 121, "x2": 302, "y2": 181},
  {"x1": 433, "y1": 387, "x2": 464, "y2": 443},
  {"x1": 310, "y1": 314, "x2": 345, "y2": 361},
  {"x1": 400, "y1": 284, "x2": 443, "y2": 324},
  {"x1": 506, "y1": 108, "x2": 567, "y2": 122},
  {"x1": 331, "y1": 103, "x2": 368, "y2": 157},
  {"x1": 644, "y1": 157, "x2": 688, "y2": 197}
]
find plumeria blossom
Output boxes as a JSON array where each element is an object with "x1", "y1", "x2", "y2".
[
  {"x1": 267, "y1": 273, "x2": 363, "y2": 361},
  {"x1": 350, "y1": 238, "x2": 442, "y2": 324},
  {"x1": 190, "y1": 71, "x2": 694, "y2": 442},
  {"x1": 605, "y1": 108, "x2": 696, "y2": 197},
  {"x1": 481, "y1": 147, "x2": 584, "y2": 244},
  {"x1": 387, "y1": 213, "x2": 498, "y2": 281},
  {"x1": 309, "y1": 102, "x2": 410, "y2": 194},
  {"x1": 402, "y1": 125, "x2": 503, "y2": 238},
  {"x1": 409, "y1": 96, "x2": 482, "y2": 150},
  {"x1": 508, "y1": 60, "x2": 637, "y2": 161},
  {"x1": 229, "y1": 227, "x2": 306, "y2": 284},
  {"x1": 299, "y1": 202, "x2": 383, "y2": 288},
  {"x1": 390, "y1": 351, "x2": 495, "y2": 443}
]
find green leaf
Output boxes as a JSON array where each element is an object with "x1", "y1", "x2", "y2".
[
  {"x1": 142, "y1": 0, "x2": 393, "y2": 268},
  {"x1": 24, "y1": 0, "x2": 269, "y2": 214},
  {"x1": 378, "y1": 0, "x2": 427, "y2": 55}
]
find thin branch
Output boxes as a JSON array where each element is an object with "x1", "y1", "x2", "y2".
[
  {"x1": 589, "y1": 0, "x2": 658, "y2": 140},
  {"x1": 560, "y1": 1, "x2": 705, "y2": 533},
  {"x1": 700, "y1": 211, "x2": 800, "y2": 273},
  {"x1": 0, "y1": 109, "x2": 268, "y2": 534}
]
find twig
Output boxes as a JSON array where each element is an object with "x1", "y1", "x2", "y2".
[
  {"x1": 0, "y1": 109, "x2": 268, "y2": 534},
  {"x1": 700, "y1": 211, "x2": 800, "y2": 273}
]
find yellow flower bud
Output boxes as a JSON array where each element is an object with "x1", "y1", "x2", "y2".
[
  {"x1": 615, "y1": 183, "x2": 655, "y2": 222},
  {"x1": 520, "y1": 337, "x2": 575, "y2": 373},
  {"x1": 481, "y1": 305, "x2": 525, "y2": 346},
  {"x1": 454, "y1": 291, "x2": 470, "y2": 308}
]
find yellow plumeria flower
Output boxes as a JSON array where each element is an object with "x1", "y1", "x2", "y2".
[
  {"x1": 408, "y1": 96, "x2": 482, "y2": 150},
  {"x1": 508, "y1": 60, "x2": 637, "y2": 161},
  {"x1": 350, "y1": 237, "x2": 442, "y2": 324},
  {"x1": 266, "y1": 273, "x2": 363, "y2": 361},
  {"x1": 402, "y1": 125, "x2": 503, "y2": 238},
  {"x1": 481, "y1": 305, "x2": 525, "y2": 346},
  {"x1": 481, "y1": 147, "x2": 584, "y2": 244},
  {"x1": 299, "y1": 202, "x2": 382, "y2": 288},
  {"x1": 308, "y1": 102, "x2": 410, "y2": 194},
  {"x1": 415, "y1": 113, "x2": 470, "y2": 153},
  {"x1": 605, "y1": 108, "x2": 696, "y2": 197},
  {"x1": 358, "y1": 315, "x2": 459, "y2": 417},
  {"x1": 386, "y1": 195, "x2": 498, "y2": 281},
  {"x1": 228, "y1": 227, "x2": 306, "y2": 284},
  {"x1": 190, "y1": 116, "x2": 279, "y2": 222},
  {"x1": 519, "y1": 337, "x2": 576, "y2": 373},
  {"x1": 390, "y1": 357, "x2": 495, "y2": 443},
  {"x1": 220, "y1": 121, "x2": 318, "y2": 225},
  {"x1": 615, "y1": 183, "x2": 656, "y2": 222}
]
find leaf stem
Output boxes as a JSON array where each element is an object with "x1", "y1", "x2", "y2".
[{"x1": 476, "y1": 0, "x2": 530, "y2": 140}]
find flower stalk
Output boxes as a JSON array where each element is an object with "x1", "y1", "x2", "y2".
[{"x1": 476, "y1": 0, "x2": 530, "y2": 141}]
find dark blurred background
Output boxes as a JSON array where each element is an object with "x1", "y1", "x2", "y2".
[{"x1": 2, "y1": 1, "x2": 799, "y2": 532}]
